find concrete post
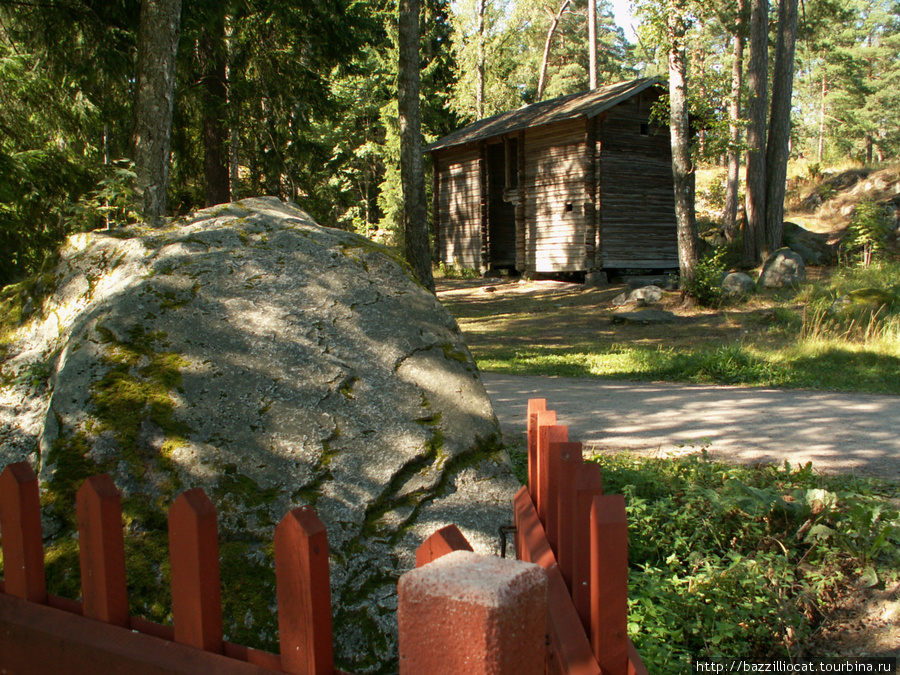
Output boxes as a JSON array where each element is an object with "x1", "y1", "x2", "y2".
[{"x1": 398, "y1": 551, "x2": 547, "y2": 675}]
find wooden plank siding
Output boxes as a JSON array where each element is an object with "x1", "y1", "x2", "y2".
[
  {"x1": 515, "y1": 131, "x2": 526, "y2": 271},
  {"x1": 598, "y1": 90, "x2": 678, "y2": 269},
  {"x1": 523, "y1": 119, "x2": 589, "y2": 273},
  {"x1": 429, "y1": 79, "x2": 678, "y2": 275},
  {"x1": 435, "y1": 145, "x2": 484, "y2": 270}
]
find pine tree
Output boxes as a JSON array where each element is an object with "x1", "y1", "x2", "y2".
[
  {"x1": 133, "y1": 0, "x2": 182, "y2": 226},
  {"x1": 399, "y1": 0, "x2": 436, "y2": 292}
]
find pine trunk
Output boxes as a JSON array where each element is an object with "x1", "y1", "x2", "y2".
[
  {"x1": 743, "y1": 0, "x2": 768, "y2": 265},
  {"x1": 200, "y1": 10, "x2": 230, "y2": 207},
  {"x1": 399, "y1": 0, "x2": 435, "y2": 293},
  {"x1": 667, "y1": 1, "x2": 700, "y2": 284},
  {"x1": 817, "y1": 73, "x2": 827, "y2": 162},
  {"x1": 133, "y1": 0, "x2": 182, "y2": 226},
  {"x1": 723, "y1": 3, "x2": 745, "y2": 243},
  {"x1": 588, "y1": 0, "x2": 597, "y2": 89},
  {"x1": 475, "y1": 0, "x2": 486, "y2": 119},
  {"x1": 537, "y1": 0, "x2": 571, "y2": 101},
  {"x1": 765, "y1": 0, "x2": 799, "y2": 257}
]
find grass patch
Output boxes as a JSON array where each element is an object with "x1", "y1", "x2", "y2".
[
  {"x1": 440, "y1": 261, "x2": 900, "y2": 394},
  {"x1": 476, "y1": 341, "x2": 900, "y2": 394}
]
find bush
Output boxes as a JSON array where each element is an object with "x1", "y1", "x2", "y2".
[
  {"x1": 595, "y1": 453, "x2": 900, "y2": 672},
  {"x1": 842, "y1": 201, "x2": 893, "y2": 267},
  {"x1": 682, "y1": 249, "x2": 727, "y2": 307}
]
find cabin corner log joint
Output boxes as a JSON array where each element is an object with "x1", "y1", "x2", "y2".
[{"x1": 427, "y1": 77, "x2": 679, "y2": 277}]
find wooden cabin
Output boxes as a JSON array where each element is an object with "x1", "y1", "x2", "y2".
[{"x1": 426, "y1": 77, "x2": 679, "y2": 276}]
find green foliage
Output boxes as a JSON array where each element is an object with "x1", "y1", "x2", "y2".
[
  {"x1": 65, "y1": 162, "x2": 140, "y2": 232},
  {"x1": 842, "y1": 200, "x2": 894, "y2": 267},
  {"x1": 449, "y1": 0, "x2": 636, "y2": 121},
  {"x1": 682, "y1": 249, "x2": 727, "y2": 307},
  {"x1": 0, "y1": 40, "x2": 137, "y2": 286},
  {"x1": 435, "y1": 261, "x2": 480, "y2": 279},
  {"x1": 594, "y1": 453, "x2": 900, "y2": 670},
  {"x1": 700, "y1": 178, "x2": 727, "y2": 213}
]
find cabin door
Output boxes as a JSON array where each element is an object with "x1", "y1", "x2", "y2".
[{"x1": 486, "y1": 143, "x2": 517, "y2": 269}]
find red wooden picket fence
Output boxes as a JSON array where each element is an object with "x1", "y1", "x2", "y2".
[
  {"x1": 0, "y1": 397, "x2": 647, "y2": 674},
  {"x1": 0, "y1": 462, "x2": 345, "y2": 675},
  {"x1": 512, "y1": 398, "x2": 649, "y2": 675}
]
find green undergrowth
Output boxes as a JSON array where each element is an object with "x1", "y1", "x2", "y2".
[{"x1": 583, "y1": 452, "x2": 900, "y2": 672}]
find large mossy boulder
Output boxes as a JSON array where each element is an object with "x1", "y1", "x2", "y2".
[{"x1": 0, "y1": 197, "x2": 518, "y2": 673}]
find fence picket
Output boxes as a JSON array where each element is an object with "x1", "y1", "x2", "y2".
[
  {"x1": 76, "y1": 474, "x2": 128, "y2": 627},
  {"x1": 526, "y1": 398, "x2": 547, "y2": 493},
  {"x1": 555, "y1": 442, "x2": 584, "y2": 592},
  {"x1": 0, "y1": 461, "x2": 47, "y2": 603},
  {"x1": 169, "y1": 488, "x2": 224, "y2": 653},
  {"x1": 572, "y1": 462, "x2": 604, "y2": 632},
  {"x1": 546, "y1": 564, "x2": 602, "y2": 675},
  {"x1": 532, "y1": 409, "x2": 557, "y2": 513},
  {"x1": 274, "y1": 506, "x2": 334, "y2": 675},
  {"x1": 537, "y1": 421, "x2": 568, "y2": 531},
  {"x1": 590, "y1": 495, "x2": 629, "y2": 675},
  {"x1": 415, "y1": 524, "x2": 473, "y2": 567}
]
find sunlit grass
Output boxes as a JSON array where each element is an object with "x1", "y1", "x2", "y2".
[
  {"x1": 473, "y1": 335, "x2": 900, "y2": 394},
  {"x1": 448, "y1": 259, "x2": 900, "y2": 394}
]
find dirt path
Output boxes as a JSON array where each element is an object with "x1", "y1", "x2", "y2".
[{"x1": 482, "y1": 372, "x2": 900, "y2": 482}]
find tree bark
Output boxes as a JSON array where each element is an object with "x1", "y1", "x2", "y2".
[
  {"x1": 817, "y1": 72, "x2": 827, "y2": 163},
  {"x1": 200, "y1": 9, "x2": 230, "y2": 207},
  {"x1": 133, "y1": 0, "x2": 182, "y2": 227},
  {"x1": 765, "y1": 0, "x2": 799, "y2": 257},
  {"x1": 742, "y1": 0, "x2": 768, "y2": 265},
  {"x1": 667, "y1": 0, "x2": 700, "y2": 285},
  {"x1": 475, "y1": 0, "x2": 486, "y2": 119},
  {"x1": 588, "y1": 0, "x2": 597, "y2": 89},
  {"x1": 536, "y1": 0, "x2": 571, "y2": 101},
  {"x1": 399, "y1": 0, "x2": 435, "y2": 292},
  {"x1": 723, "y1": 0, "x2": 745, "y2": 242}
]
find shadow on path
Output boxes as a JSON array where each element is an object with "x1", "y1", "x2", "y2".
[{"x1": 483, "y1": 373, "x2": 900, "y2": 481}]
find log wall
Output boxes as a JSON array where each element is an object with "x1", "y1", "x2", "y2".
[
  {"x1": 598, "y1": 90, "x2": 679, "y2": 269},
  {"x1": 435, "y1": 146, "x2": 484, "y2": 271},
  {"x1": 432, "y1": 85, "x2": 679, "y2": 275},
  {"x1": 523, "y1": 120, "x2": 589, "y2": 273}
]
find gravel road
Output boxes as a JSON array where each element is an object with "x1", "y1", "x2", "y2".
[{"x1": 482, "y1": 373, "x2": 900, "y2": 482}]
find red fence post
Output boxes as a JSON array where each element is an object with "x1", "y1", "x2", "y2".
[
  {"x1": 513, "y1": 486, "x2": 556, "y2": 569},
  {"x1": 590, "y1": 495, "x2": 629, "y2": 675},
  {"x1": 274, "y1": 506, "x2": 333, "y2": 675},
  {"x1": 537, "y1": 421, "x2": 568, "y2": 534},
  {"x1": 415, "y1": 524, "x2": 473, "y2": 567},
  {"x1": 76, "y1": 474, "x2": 129, "y2": 627},
  {"x1": 526, "y1": 398, "x2": 547, "y2": 496},
  {"x1": 572, "y1": 462, "x2": 603, "y2": 632},
  {"x1": 0, "y1": 461, "x2": 47, "y2": 603},
  {"x1": 555, "y1": 442, "x2": 583, "y2": 593},
  {"x1": 531, "y1": 409, "x2": 556, "y2": 509},
  {"x1": 169, "y1": 488, "x2": 224, "y2": 653},
  {"x1": 398, "y1": 551, "x2": 548, "y2": 675}
]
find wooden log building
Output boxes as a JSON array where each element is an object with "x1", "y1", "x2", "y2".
[{"x1": 426, "y1": 77, "x2": 679, "y2": 276}]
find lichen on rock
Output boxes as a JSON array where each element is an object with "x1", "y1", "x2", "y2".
[{"x1": 0, "y1": 197, "x2": 519, "y2": 674}]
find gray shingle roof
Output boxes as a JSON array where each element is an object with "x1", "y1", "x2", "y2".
[{"x1": 425, "y1": 77, "x2": 663, "y2": 153}]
